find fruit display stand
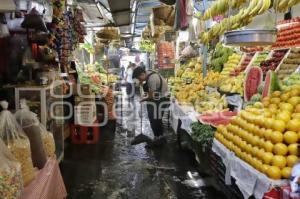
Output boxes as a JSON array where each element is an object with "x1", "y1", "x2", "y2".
[{"x1": 211, "y1": 139, "x2": 287, "y2": 199}]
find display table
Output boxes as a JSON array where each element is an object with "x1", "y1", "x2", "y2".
[
  {"x1": 170, "y1": 100, "x2": 199, "y2": 135},
  {"x1": 20, "y1": 157, "x2": 67, "y2": 199},
  {"x1": 212, "y1": 139, "x2": 288, "y2": 199}
]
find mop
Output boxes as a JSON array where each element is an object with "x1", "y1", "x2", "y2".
[{"x1": 130, "y1": 101, "x2": 152, "y2": 145}]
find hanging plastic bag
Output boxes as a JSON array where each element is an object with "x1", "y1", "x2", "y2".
[
  {"x1": 0, "y1": 101, "x2": 35, "y2": 186},
  {"x1": 15, "y1": 100, "x2": 47, "y2": 168},
  {"x1": 0, "y1": 138, "x2": 23, "y2": 199},
  {"x1": 39, "y1": 124, "x2": 55, "y2": 158}
]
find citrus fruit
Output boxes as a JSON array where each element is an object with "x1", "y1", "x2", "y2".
[
  {"x1": 264, "y1": 141, "x2": 274, "y2": 152},
  {"x1": 273, "y1": 143, "x2": 288, "y2": 156},
  {"x1": 272, "y1": 155, "x2": 287, "y2": 169},
  {"x1": 272, "y1": 91, "x2": 281, "y2": 98},
  {"x1": 276, "y1": 111, "x2": 291, "y2": 123},
  {"x1": 264, "y1": 129, "x2": 272, "y2": 140},
  {"x1": 262, "y1": 164, "x2": 270, "y2": 174},
  {"x1": 292, "y1": 113, "x2": 300, "y2": 119},
  {"x1": 281, "y1": 167, "x2": 292, "y2": 179},
  {"x1": 289, "y1": 89, "x2": 300, "y2": 97},
  {"x1": 286, "y1": 155, "x2": 299, "y2": 167},
  {"x1": 267, "y1": 166, "x2": 281, "y2": 179},
  {"x1": 288, "y1": 96, "x2": 300, "y2": 106},
  {"x1": 287, "y1": 119, "x2": 300, "y2": 132},
  {"x1": 272, "y1": 120, "x2": 286, "y2": 132},
  {"x1": 279, "y1": 103, "x2": 294, "y2": 112},
  {"x1": 284, "y1": 131, "x2": 298, "y2": 144},
  {"x1": 280, "y1": 93, "x2": 290, "y2": 102},
  {"x1": 271, "y1": 131, "x2": 284, "y2": 144},
  {"x1": 288, "y1": 143, "x2": 298, "y2": 156},
  {"x1": 262, "y1": 152, "x2": 274, "y2": 164},
  {"x1": 295, "y1": 104, "x2": 300, "y2": 113}
]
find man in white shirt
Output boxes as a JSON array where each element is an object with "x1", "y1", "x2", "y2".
[{"x1": 125, "y1": 63, "x2": 135, "y2": 103}]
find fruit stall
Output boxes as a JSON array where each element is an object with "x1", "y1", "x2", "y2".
[{"x1": 167, "y1": 0, "x2": 300, "y2": 198}]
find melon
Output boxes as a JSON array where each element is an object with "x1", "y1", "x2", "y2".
[
  {"x1": 244, "y1": 66, "x2": 263, "y2": 101},
  {"x1": 262, "y1": 70, "x2": 281, "y2": 98}
]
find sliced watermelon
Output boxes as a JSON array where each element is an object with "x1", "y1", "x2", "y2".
[
  {"x1": 262, "y1": 70, "x2": 281, "y2": 98},
  {"x1": 244, "y1": 66, "x2": 263, "y2": 102},
  {"x1": 198, "y1": 111, "x2": 237, "y2": 126}
]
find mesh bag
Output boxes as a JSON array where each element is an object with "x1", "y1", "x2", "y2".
[
  {"x1": 0, "y1": 101, "x2": 35, "y2": 186},
  {"x1": 0, "y1": 138, "x2": 23, "y2": 199}
]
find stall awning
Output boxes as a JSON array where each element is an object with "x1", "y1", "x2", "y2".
[{"x1": 0, "y1": 0, "x2": 16, "y2": 12}]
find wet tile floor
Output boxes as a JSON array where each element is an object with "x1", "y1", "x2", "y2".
[{"x1": 60, "y1": 92, "x2": 226, "y2": 199}]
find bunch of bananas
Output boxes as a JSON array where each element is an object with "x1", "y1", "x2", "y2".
[
  {"x1": 273, "y1": 0, "x2": 300, "y2": 13},
  {"x1": 202, "y1": 0, "x2": 229, "y2": 20},
  {"x1": 200, "y1": 0, "x2": 271, "y2": 44},
  {"x1": 229, "y1": 0, "x2": 247, "y2": 8}
]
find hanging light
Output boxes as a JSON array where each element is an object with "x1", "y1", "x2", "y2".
[{"x1": 21, "y1": 7, "x2": 48, "y2": 32}]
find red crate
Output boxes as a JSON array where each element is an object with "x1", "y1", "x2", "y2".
[{"x1": 70, "y1": 120, "x2": 100, "y2": 144}]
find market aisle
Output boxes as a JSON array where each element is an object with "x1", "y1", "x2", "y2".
[{"x1": 60, "y1": 89, "x2": 226, "y2": 199}]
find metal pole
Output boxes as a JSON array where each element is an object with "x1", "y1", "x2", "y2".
[{"x1": 202, "y1": 0, "x2": 209, "y2": 78}]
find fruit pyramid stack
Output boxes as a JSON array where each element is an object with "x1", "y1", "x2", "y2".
[{"x1": 215, "y1": 85, "x2": 300, "y2": 179}]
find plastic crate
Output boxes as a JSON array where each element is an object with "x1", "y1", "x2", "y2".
[{"x1": 74, "y1": 104, "x2": 96, "y2": 125}]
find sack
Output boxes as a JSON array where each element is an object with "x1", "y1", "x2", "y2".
[
  {"x1": 40, "y1": 125, "x2": 55, "y2": 157},
  {"x1": 15, "y1": 100, "x2": 47, "y2": 169},
  {"x1": 0, "y1": 101, "x2": 35, "y2": 186},
  {"x1": 0, "y1": 139, "x2": 23, "y2": 199}
]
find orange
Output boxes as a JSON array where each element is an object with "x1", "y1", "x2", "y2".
[
  {"x1": 281, "y1": 167, "x2": 292, "y2": 179},
  {"x1": 288, "y1": 96, "x2": 300, "y2": 106},
  {"x1": 295, "y1": 104, "x2": 300, "y2": 113},
  {"x1": 272, "y1": 155, "x2": 287, "y2": 169},
  {"x1": 276, "y1": 111, "x2": 291, "y2": 123},
  {"x1": 272, "y1": 120, "x2": 286, "y2": 132},
  {"x1": 251, "y1": 146, "x2": 260, "y2": 157},
  {"x1": 262, "y1": 152, "x2": 274, "y2": 164},
  {"x1": 257, "y1": 148, "x2": 266, "y2": 161},
  {"x1": 267, "y1": 166, "x2": 282, "y2": 179},
  {"x1": 271, "y1": 131, "x2": 284, "y2": 144},
  {"x1": 272, "y1": 91, "x2": 282, "y2": 98},
  {"x1": 264, "y1": 129, "x2": 273, "y2": 140},
  {"x1": 279, "y1": 103, "x2": 294, "y2": 112},
  {"x1": 280, "y1": 93, "x2": 290, "y2": 102},
  {"x1": 269, "y1": 103, "x2": 278, "y2": 110},
  {"x1": 292, "y1": 113, "x2": 300, "y2": 119},
  {"x1": 264, "y1": 141, "x2": 274, "y2": 152},
  {"x1": 286, "y1": 155, "x2": 299, "y2": 167},
  {"x1": 286, "y1": 119, "x2": 300, "y2": 132},
  {"x1": 289, "y1": 89, "x2": 300, "y2": 97},
  {"x1": 273, "y1": 143, "x2": 288, "y2": 156},
  {"x1": 288, "y1": 143, "x2": 299, "y2": 156},
  {"x1": 258, "y1": 138, "x2": 266, "y2": 148},
  {"x1": 262, "y1": 164, "x2": 270, "y2": 174},
  {"x1": 284, "y1": 131, "x2": 298, "y2": 144},
  {"x1": 270, "y1": 97, "x2": 281, "y2": 105}
]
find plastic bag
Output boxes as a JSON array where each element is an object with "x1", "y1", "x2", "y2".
[
  {"x1": 180, "y1": 45, "x2": 198, "y2": 58},
  {"x1": 40, "y1": 125, "x2": 56, "y2": 157},
  {"x1": 15, "y1": 100, "x2": 47, "y2": 168},
  {"x1": 0, "y1": 101, "x2": 35, "y2": 186},
  {"x1": 0, "y1": 138, "x2": 23, "y2": 199}
]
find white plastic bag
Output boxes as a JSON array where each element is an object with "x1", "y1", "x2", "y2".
[
  {"x1": 0, "y1": 138, "x2": 23, "y2": 199},
  {"x1": 0, "y1": 101, "x2": 35, "y2": 186}
]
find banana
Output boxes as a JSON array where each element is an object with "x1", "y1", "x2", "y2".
[
  {"x1": 258, "y1": 0, "x2": 270, "y2": 14},
  {"x1": 249, "y1": 0, "x2": 263, "y2": 16},
  {"x1": 288, "y1": 0, "x2": 298, "y2": 7},
  {"x1": 278, "y1": 0, "x2": 290, "y2": 11}
]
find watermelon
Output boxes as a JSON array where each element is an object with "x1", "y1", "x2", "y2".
[
  {"x1": 244, "y1": 66, "x2": 263, "y2": 102},
  {"x1": 262, "y1": 70, "x2": 281, "y2": 98}
]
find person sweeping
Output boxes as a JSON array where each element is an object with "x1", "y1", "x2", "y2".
[{"x1": 131, "y1": 67, "x2": 170, "y2": 147}]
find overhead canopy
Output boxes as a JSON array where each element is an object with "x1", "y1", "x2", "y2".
[
  {"x1": 108, "y1": 0, "x2": 131, "y2": 26},
  {"x1": 0, "y1": 0, "x2": 16, "y2": 12}
]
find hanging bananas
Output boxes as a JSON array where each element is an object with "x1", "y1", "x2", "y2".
[
  {"x1": 200, "y1": 0, "x2": 271, "y2": 44},
  {"x1": 273, "y1": 0, "x2": 300, "y2": 13},
  {"x1": 202, "y1": 0, "x2": 247, "y2": 21}
]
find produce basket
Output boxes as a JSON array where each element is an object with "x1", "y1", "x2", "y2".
[
  {"x1": 96, "y1": 27, "x2": 120, "y2": 40},
  {"x1": 152, "y1": 5, "x2": 175, "y2": 26},
  {"x1": 224, "y1": 29, "x2": 277, "y2": 47}
]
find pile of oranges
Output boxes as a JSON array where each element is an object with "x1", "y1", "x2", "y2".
[{"x1": 215, "y1": 85, "x2": 300, "y2": 179}]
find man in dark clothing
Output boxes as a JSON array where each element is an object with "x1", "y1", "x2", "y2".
[{"x1": 132, "y1": 67, "x2": 170, "y2": 143}]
